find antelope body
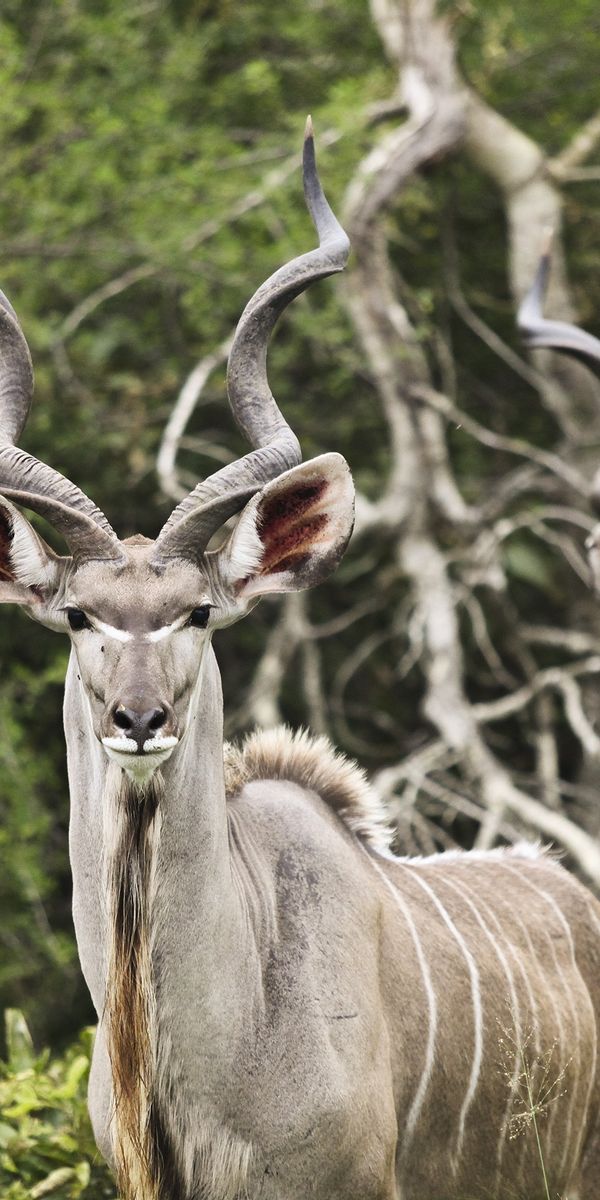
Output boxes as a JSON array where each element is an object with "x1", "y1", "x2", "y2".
[{"x1": 1, "y1": 125, "x2": 599, "y2": 1200}]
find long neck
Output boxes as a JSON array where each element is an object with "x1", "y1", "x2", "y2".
[
  {"x1": 66, "y1": 641, "x2": 254, "y2": 1197},
  {"x1": 150, "y1": 643, "x2": 245, "y2": 1020}
]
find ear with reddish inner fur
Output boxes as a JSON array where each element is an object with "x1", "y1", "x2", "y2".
[
  {"x1": 0, "y1": 495, "x2": 63, "y2": 607},
  {"x1": 219, "y1": 453, "x2": 355, "y2": 598}
]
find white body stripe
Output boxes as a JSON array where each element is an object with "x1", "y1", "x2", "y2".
[
  {"x1": 504, "y1": 863, "x2": 596, "y2": 1177},
  {"x1": 508, "y1": 911, "x2": 549, "y2": 1189},
  {"x1": 503, "y1": 892, "x2": 574, "y2": 1187},
  {"x1": 403, "y1": 865, "x2": 483, "y2": 1167},
  {"x1": 367, "y1": 843, "x2": 597, "y2": 1193},
  {"x1": 441, "y1": 875, "x2": 522, "y2": 1184},
  {"x1": 362, "y1": 851, "x2": 438, "y2": 1154}
]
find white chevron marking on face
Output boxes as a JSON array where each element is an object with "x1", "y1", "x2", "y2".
[
  {"x1": 73, "y1": 611, "x2": 209, "y2": 643},
  {"x1": 145, "y1": 621, "x2": 185, "y2": 642},
  {"x1": 89, "y1": 619, "x2": 187, "y2": 643},
  {"x1": 95, "y1": 620, "x2": 133, "y2": 643}
]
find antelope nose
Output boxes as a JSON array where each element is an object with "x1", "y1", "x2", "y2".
[{"x1": 112, "y1": 704, "x2": 171, "y2": 752}]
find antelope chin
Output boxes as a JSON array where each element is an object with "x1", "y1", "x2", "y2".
[{"x1": 101, "y1": 735, "x2": 179, "y2": 782}]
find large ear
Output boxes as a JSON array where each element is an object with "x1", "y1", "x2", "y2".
[
  {"x1": 0, "y1": 495, "x2": 67, "y2": 620},
  {"x1": 212, "y1": 453, "x2": 354, "y2": 600}
]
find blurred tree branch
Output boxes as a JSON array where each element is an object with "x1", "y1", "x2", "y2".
[{"x1": 154, "y1": 0, "x2": 600, "y2": 886}]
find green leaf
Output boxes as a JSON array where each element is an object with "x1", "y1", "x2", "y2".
[
  {"x1": 30, "y1": 1167, "x2": 77, "y2": 1197},
  {"x1": 53, "y1": 1058, "x2": 89, "y2": 1103},
  {"x1": 0, "y1": 1121, "x2": 16, "y2": 1149},
  {"x1": 73, "y1": 1160, "x2": 90, "y2": 1188},
  {"x1": 4, "y1": 1012, "x2": 35, "y2": 1074},
  {"x1": 502, "y1": 540, "x2": 555, "y2": 592}
]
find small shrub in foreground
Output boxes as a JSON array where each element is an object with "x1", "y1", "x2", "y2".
[{"x1": 0, "y1": 1010, "x2": 115, "y2": 1199}]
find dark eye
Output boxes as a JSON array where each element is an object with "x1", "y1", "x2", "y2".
[
  {"x1": 189, "y1": 604, "x2": 212, "y2": 629},
  {"x1": 67, "y1": 608, "x2": 90, "y2": 631}
]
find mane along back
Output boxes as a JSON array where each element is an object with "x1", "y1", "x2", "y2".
[{"x1": 224, "y1": 726, "x2": 392, "y2": 853}]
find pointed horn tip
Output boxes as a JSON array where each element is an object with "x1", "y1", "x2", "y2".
[{"x1": 302, "y1": 116, "x2": 317, "y2": 181}]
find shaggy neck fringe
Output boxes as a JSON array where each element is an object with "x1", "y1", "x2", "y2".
[
  {"x1": 224, "y1": 725, "x2": 393, "y2": 853},
  {"x1": 103, "y1": 773, "x2": 181, "y2": 1200}
]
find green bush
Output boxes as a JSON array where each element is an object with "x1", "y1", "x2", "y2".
[{"x1": 0, "y1": 1011, "x2": 115, "y2": 1199}]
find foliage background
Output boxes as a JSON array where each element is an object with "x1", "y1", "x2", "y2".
[
  {"x1": 0, "y1": 0, "x2": 383, "y2": 1044},
  {"x1": 1, "y1": 1, "x2": 600, "y2": 1194}
]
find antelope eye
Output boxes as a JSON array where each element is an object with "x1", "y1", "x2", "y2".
[
  {"x1": 67, "y1": 608, "x2": 90, "y2": 632},
  {"x1": 189, "y1": 605, "x2": 212, "y2": 629}
]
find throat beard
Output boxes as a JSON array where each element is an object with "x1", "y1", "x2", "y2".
[{"x1": 103, "y1": 771, "x2": 181, "y2": 1199}]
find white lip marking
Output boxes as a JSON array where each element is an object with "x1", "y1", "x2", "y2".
[
  {"x1": 95, "y1": 620, "x2": 133, "y2": 643},
  {"x1": 102, "y1": 735, "x2": 179, "y2": 756},
  {"x1": 143, "y1": 736, "x2": 179, "y2": 752},
  {"x1": 102, "y1": 735, "x2": 178, "y2": 782},
  {"x1": 102, "y1": 736, "x2": 138, "y2": 753}
]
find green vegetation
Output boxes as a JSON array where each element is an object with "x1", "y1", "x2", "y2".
[
  {"x1": 0, "y1": 1011, "x2": 114, "y2": 1198},
  {"x1": 0, "y1": 0, "x2": 386, "y2": 1047}
]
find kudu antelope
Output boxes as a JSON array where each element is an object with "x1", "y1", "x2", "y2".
[{"x1": 0, "y1": 124, "x2": 599, "y2": 1200}]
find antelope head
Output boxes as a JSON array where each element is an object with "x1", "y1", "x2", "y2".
[{"x1": 0, "y1": 122, "x2": 354, "y2": 784}]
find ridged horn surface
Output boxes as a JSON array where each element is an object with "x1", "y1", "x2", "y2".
[
  {"x1": 0, "y1": 292, "x2": 121, "y2": 560},
  {"x1": 0, "y1": 487, "x2": 124, "y2": 563},
  {"x1": 154, "y1": 118, "x2": 350, "y2": 563}
]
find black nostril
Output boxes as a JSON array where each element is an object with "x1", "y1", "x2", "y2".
[
  {"x1": 148, "y1": 708, "x2": 166, "y2": 732},
  {"x1": 109, "y1": 703, "x2": 173, "y2": 751},
  {"x1": 114, "y1": 707, "x2": 133, "y2": 731}
]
